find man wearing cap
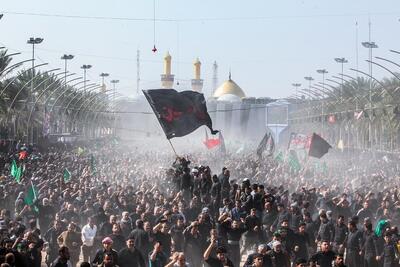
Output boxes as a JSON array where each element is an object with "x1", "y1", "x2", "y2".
[
  {"x1": 93, "y1": 237, "x2": 119, "y2": 266},
  {"x1": 203, "y1": 235, "x2": 234, "y2": 267},
  {"x1": 118, "y1": 235, "x2": 145, "y2": 267}
]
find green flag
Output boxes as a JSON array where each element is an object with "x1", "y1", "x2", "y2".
[
  {"x1": 11, "y1": 160, "x2": 22, "y2": 184},
  {"x1": 24, "y1": 182, "x2": 39, "y2": 212},
  {"x1": 274, "y1": 151, "x2": 284, "y2": 163},
  {"x1": 63, "y1": 168, "x2": 71, "y2": 183},
  {"x1": 14, "y1": 165, "x2": 22, "y2": 184},
  {"x1": 287, "y1": 151, "x2": 301, "y2": 173},
  {"x1": 10, "y1": 160, "x2": 17, "y2": 177}
]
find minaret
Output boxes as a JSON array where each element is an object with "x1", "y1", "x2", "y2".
[
  {"x1": 161, "y1": 51, "x2": 174, "y2": 89},
  {"x1": 191, "y1": 58, "x2": 204, "y2": 92},
  {"x1": 212, "y1": 61, "x2": 218, "y2": 96}
]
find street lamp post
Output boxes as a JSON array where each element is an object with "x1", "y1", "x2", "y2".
[
  {"x1": 316, "y1": 69, "x2": 328, "y2": 134},
  {"x1": 61, "y1": 54, "x2": 74, "y2": 89},
  {"x1": 81, "y1": 65, "x2": 92, "y2": 93},
  {"x1": 334, "y1": 58, "x2": 348, "y2": 101},
  {"x1": 110, "y1": 79, "x2": 119, "y2": 137},
  {"x1": 27, "y1": 37, "x2": 43, "y2": 102},
  {"x1": 304, "y1": 77, "x2": 314, "y2": 118},
  {"x1": 362, "y1": 41, "x2": 378, "y2": 148},
  {"x1": 292, "y1": 83, "x2": 301, "y2": 102},
  {"x1": 100, "y1": 73, "x2": 109, "y2": 91}
]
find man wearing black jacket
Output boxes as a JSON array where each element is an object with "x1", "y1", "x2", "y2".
[
  {"x1": 345, "y1": 221, "x2": 363, "y2": 267},
  {"x1": 361, "y1": 222, "x2": 379, "y2": 267},
  {"x1": 118, "y1": 236, "x2": 145, "y2": 267},
  {"x1": 310, "y1": 240, "x2": 336, "y2": 267},
  {"x1": 333, "y1": 215, "x2": 348, "y2": 254}
]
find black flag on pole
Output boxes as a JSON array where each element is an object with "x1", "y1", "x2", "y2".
[
  {"x1": 256, "y1": 132, "x2": 275, "y2": 157},
  {"x1": 308, "y1": 133, "x2": 332, "y2": 158},
  {"x1": 143, "y1": 89, "x2": 218, "y2": 139}
]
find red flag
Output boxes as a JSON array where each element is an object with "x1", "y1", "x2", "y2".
[
  {"x1": 203, "y1": 129, "x2": 221, "y2": 149},
  {"x1": 19, "y1": 151, "x2": 28, "y2": 160}
]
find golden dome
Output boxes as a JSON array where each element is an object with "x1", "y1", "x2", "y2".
[{"x1": 213, "y1": 77, "x2": 246, "y2": 98}]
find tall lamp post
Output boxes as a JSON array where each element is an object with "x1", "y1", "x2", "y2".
[
  {"x1": 304, "y1": 77, "x2": 314, "y2": 99},
  {"x1": 334, "y1": 58, "x2": 348, "y2": 101},
  {"x1": 61, "y1": 54, "x2": 74, "y2": 88},
  {"x1": 110, "y1": 79, "x2": 119, "y2": 136},
  {"x1": 292, "y1": 83, "x2": 301, "y2": 102},
  {"x1": 81, "y1": 64, "x2": 92, "y2": 93},
  {"x1": 27, "y1": 37, "x2": 44, "y2": 99},
  {"x1": 362, "y1": 41, "x2": 378, "y2": 148},
  {"x1": 317, "y1": 69, "x2": 328, "y2": 134},
  {"x1": 100, "y1": 73, "x2": 109, "y2": 92},
  {"x1": 304, "y1": 76, "x2": 314, "y2": 117},
  {"x1": 362, "y1": 42, "x2": 378, "y2": 105}
]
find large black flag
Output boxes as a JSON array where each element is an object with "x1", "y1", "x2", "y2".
[
  {"x1": 308, "y1": 133, "x2": 332, "y2": 158},
  {"x1": 256, "y1": 132, "x2": 275, "y2": 157},
  {"x1": 143, "y1": 89, "x2": 218, "y2": 139}
]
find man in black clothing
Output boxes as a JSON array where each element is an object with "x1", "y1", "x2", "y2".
[
  {"x1": 180, "y1": 167, "x2": 192, "y2": 202},
  {"x1": 219, "y1": 169, "x2": 230, "y2": 201},
  {"x1": 316, "y1": 213, "x2": 334, "y2": 245},
  {"x1": 333, "y1": 215, "x2": 348, "y2": 254},
  {"x1": 345, "y1": 221, "x2": 363, "y2": 267},
  {"x1": 293, "y1": 222, "x2": 311, "y2": 262},
  {"x1": 243, "y1": 244, "x2": 272, "y2": 267},
  {"x1": 169, "y1": 217, "x2": 185, "y2": 252},
  {"x1": 361, "y1": 222, "x2": 379, "y2": 267},
  {"x1": 333, "y1": 254, "x2": 347, "y2": 267},
  {"x1": 376, "y1": 232, "x2": 399, "y2": 267},
  {"x1": 92, "y1": 237, "x2": 119, "y2": 266},
  {"x1": 153, "y1": 222, "x2": 172, "y2": 257},
  {"x1": 310, "y1": 240, "x2": 335, "y2": 267},
  {"x1": 266, "y1": 241, "x2": 290, "y2": 267},
  {"x1": 261, "y1": 201, "x2": 277, "y2": 242},
  {"x1": 118, "y1": 236, "x2": 145, "y2": 267},
  {"x1": 244, "y1": 208, "x2": 261, "y2": 252},
  {"x1": 130, "y1": 219, "x2": 149, "y2": 258},
  {"x1": 50, "y1": 246, "x2": 70, "y2": 267},
  {"x1": 220, "y1": 216, "x2": 247, "y2": 267},
  {"x1": 203, "y1": 241, "x2": 234, "y2": 267},
  {"x1": 44, "y1": 220, "x2": 64, "y2": 266}
]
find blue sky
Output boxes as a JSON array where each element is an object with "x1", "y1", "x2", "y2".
[{"x1": 1, "y1": 0, "x2": 400, "y2": 98}]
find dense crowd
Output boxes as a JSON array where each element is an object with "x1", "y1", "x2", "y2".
[{"x1": 0, "y1": 139, "x2": 400, "y2": 267}]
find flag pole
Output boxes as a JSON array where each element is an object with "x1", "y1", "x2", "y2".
[{"x1": 168, "y1": 139, "x2": 178, "y2": 157}]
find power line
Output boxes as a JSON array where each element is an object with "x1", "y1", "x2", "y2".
[{"x1": 3, "y1": 11, "x2": 400, "y2": 23}]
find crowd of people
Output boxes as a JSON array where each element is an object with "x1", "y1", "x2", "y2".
[{"x1": 0, "y1": 138, "x2": 400, "y2": 267}]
